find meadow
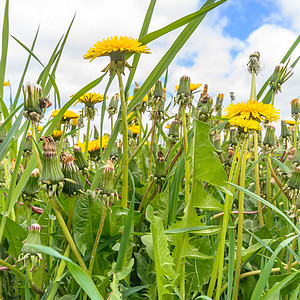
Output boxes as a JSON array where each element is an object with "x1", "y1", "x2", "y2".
[{"x1": 0, "y1": 0, "x2": 300, "y2": 299}]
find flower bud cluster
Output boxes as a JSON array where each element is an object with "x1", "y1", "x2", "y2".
[
  {"x1": 196, "y1": 84, "x2": 214, "y2": 122},
  {"x1": 174, "y1": 75, "x2": 192, "y2": 107}
]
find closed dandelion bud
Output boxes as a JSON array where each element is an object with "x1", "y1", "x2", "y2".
[
  {"x1": 215, "y1": 94, "x2": 224, "y2": 116},
  {"x1": 229, "y1": 127, "x2": 238, "y2": 146},
  {"x1": 269, "y1": 64, "x2": 284, "y2": 93},
  {"x1": 247, "y1": 51, "x2": 261, "y2": 74},
  {"x1": 134, "y1": 82, "x2": 140, "y2": 95},
  {"x1": 22, "y1": 82, "x2": 51, "y2": 123},
  {"x1": 109, "y1": 141, "x2": 119, "y2": 161},
  {"x1": 168, "y1": 115, "x2": 180, "y2": 146},
  {"x1": 292, "y1": 148, "x2": 300, "y2": 166},
  {"x1": 73, "y1": 145, "x2": 88, "y2": 172},
  {"x1": 291, "y1": 98, "x2": 300, "y2": 118},
  {"x1": 60, "y1": 152, "x2": 83, "y2": 195},
  {"x1": 39, "y1": 136, "x2": 64, "y2": 195},
  {"x1": 197, "y1": 96, "x2": 214, "y2": 122},
  {"x1": 213, "y1": 132, "x2": 221, "y2": 150},
  {"x1": 263, "y1": 125, "x2": 276, "y2": 150},
  {"x1": 287, "y1": 166, "x2": 300, "y2": 191},
  {"x1": 102, "y1": 159, "x2": 114, "y2": 196},
  {"x1": 230, "y1": 92, "x2": 235, "y2": 103},
  {"x1": 23, "y1": 168, "x2": 40, "y2": 200},
  {"x1": 94, "y1": 125, "x2": 99, "y2": 140},
  {"x1": 18, "y1": 224, "x2": 43, "y2": 271},
  {"x1": 224, "y1": 147, "x2": 234, "y2": 166},
  {"x1": 155, "y1": 150, "x2": 166, "y2": 180},
  {"x1": 150, "y1": 80, "x2": 163, "y2": 107},
  {"x1": 23, "y1": 133, "x2": 33, "y2": 157},
  {"x1": 11, "y1": 159, "x2": 24, "y2": 185},
  {"x1": 147, "y1": 86, "x2": 155, "y2": 101},
  {"x1": 108, "y1": 93, "x2": 119, "y2": 116},
  {"x1": 0, "y1": 164, "x2": 5, "y2": 187},
  {"x1": 175, "y1": 75, "x2": 192, "y2": 107},
  {"x1": 0, "y1": 122, "x2": 6, "y2": 143},
  {"x1": 281, "y1": 120, "x2": 292, "y2": 139}
]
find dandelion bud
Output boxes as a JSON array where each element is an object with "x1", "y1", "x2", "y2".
[
  {"x1": 263, "y1": 125, "x2": 276, "y2": 151},
  {"x1": 292, "y1": 148, "x2": 300, "y2": 166},
  {"x1": 73, "y1": 145, "x2": 89, "y2": 172},
  {"x1": 197, "y1": 97, "x2": 214, "y2": 122},
  {"x1": 213, "y1": 132, "x2": 221, "y2": 150},
  {"x1": 17, "y1": 223, "x2": 43, "y2": 271},
  {"x1": 168, "y1": 115, "x2": 180, "y2": 146},
  {"x1": 22, "y1": 82, "x2": 51, "y2": 123},
  {"x1": 60, "y1": 152, "x2": 83, "y2": 195},
  {"x1": 107, "y1": 93, "x2": 119, "y2": 116},
  {"x1": 109, "y1": 141, "x2": 119, "y2": 162},
  {"x1": 247, "y1": 51, "x2": 261, "y2": 74},
  {"x1": 281, "y1": 120, "x2": 292, "y2": 139},
  {"x1": 133, "y1": 82, "x2": 140, "y2": 95},
  {"x1": 23, "y1": 133, "x2": 33, "y2": 158},
  {"x1": 23, "y1": 168, "x2": 40, "y2": 200},
  {"x1": 224, "y1": 147, "x2": 234, "y2": 166},
  {"x1": 291, "y1": 98, "x2": 300, "y2": 118},
  {"x1": 155, "y1": 150, "x2": 166, "y2": 180},
  {"x1": 39, "y1": 136, "x2": 64, "y2": 196},
  {"x1": 94, "y1": 125, "x2": 99, "y2": 140},
  {"x1": 102, "y1": 159, "x2": 115, "y2": 196},
  {"x1": 230, "y1": 92, "x2": 235, "y2": 103},
  {"x1": 174, "y1": 75, "x2": 192, "y2": 107},
  {"x1": 287, "y1": 166, "x2": 300, "y2": 191},
  {"x1": 0, "y1": 122, "x2": 6, "y2": 143},
  {"x1": 229, "y1": 127, "x2": 238, "y2": 146},
  {"x1": 215, "y1": 94, "x2": 224, "y2": 117}
]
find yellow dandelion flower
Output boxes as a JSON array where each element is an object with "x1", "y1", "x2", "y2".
[
  {"x1": 78, "y1": 135, "x2": 109, "y2": 153},
  {"x1": 51, "y1": 109, "x2": 80, "y2": 121},
  {"x1": 128, "y1": 95, "x2": 148, "y2": 102},
  {"x1": 70, "y1": 118, "x2": 79, "y2": 127},
  {"x1": 229, "y1": 116, "x2": 262, "y2": 132},
  {"x1": 165, "y1": 124, "x2": 171, "y2": 129},
  {"x1": 3, "y1": 81, "x2": 10, "y2": 87},
  {"x1": 175, "y1": 83, "x2": 202, "y2": 92},
  {"x1": 285, "y1": 120, "x2": 295, "y2": 125},
  {"x1": 74, "y1": 92, "x2": 105, "y2": 106},
  {"x1": 223, "y1": 100, "x2": 280, "y2": 122},
  {"x1": 84, "y1": 36, "x2": 151, "y2": 61},
  {"x1": 128, "y1": 124, "x2": 140, "y2": 135}
]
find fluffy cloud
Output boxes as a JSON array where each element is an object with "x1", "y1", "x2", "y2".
[{"x1": 1, "y1": 0, "x2": 299, "y2": 127}]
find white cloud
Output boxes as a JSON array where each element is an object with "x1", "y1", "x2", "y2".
[{"x1": 1, "y1": 0, "x2": 300, "y2": 134}]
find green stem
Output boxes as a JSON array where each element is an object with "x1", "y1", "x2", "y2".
[
  {"x1": 294, "y1": 115, "x2": 298, "y2": 148},
  {"x1": 250, "y1": 70, "x2": 257, "y2": 101},
  {"x1": 233, "y1": 139, "x2": 248, "y2": 300},
  {"x1": 88, "y1": 201, "x2": 107, "y2": 275},
  {"x1": 117, "y1": 71, "x2": 129, "y2": 209},
  {"x1": 110, "y1": 115, "x2": 114, "y2": 134},
  {"x1": 182, "y1": 106, "x2": 189, "y2": 215},
  {"x1": 271, "y1": 91, "x2": 276, "y2": 106},
  {"x1": 266, "y1": 154, "x2": 272, "y2": 226},
  {"x1": 254, "y1": 131, "x2": 264, "y2": 228},
  {"x1": 148, "y1": 105, "x2": 158, "y2": 178},
  {"x1": 31, "y1": 122, "x2": 42, "y2": 173},
  {"x1": 85, "y1": 117, "x2": 91, "y2": 159},
  {"x1": 57, "y1": 123, "x2": 66, "y2": 157},
  {"x1": 49, "y1": 196, "x2": 89, "y2": 274},
  {"x1": 46, "y1": 245, "x2": 71, "y2": 300},
  {"x1": 210, "y1": 140, "x2": 243, "y2": 299}
]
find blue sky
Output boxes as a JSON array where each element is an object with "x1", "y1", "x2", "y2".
[{"x1": 1, "y1": 0, "x2": 300, "y2": 125}]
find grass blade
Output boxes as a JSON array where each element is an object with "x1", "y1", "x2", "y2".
[
  {"x1": 27, "y1": 245, "x2": 103, "y2": 300},
  {"x1": 0, "y1": 0, "x2": 9, "y2": 101},
  {"x1": 250, "y1": 235, "x2": 298, "y2": 300},
  {"x1": 12, "y1": 26, "x2": 40, "y2": 109}
]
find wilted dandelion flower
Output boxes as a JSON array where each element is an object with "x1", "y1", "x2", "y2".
[{"x1": 223, "y1": 100, "x2": 280, "y2": 122}]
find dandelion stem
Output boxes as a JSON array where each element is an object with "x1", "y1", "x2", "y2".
[
  {"x1": 88, "y1": 200, "x2": 107, "y2": 275},
  {"x1": 57, "y1": 123, "x2": 66, "y2": 157},
  {"x1": 294, "y1": 115, "x2": 298, "y2": 148},
  {"x1": 49, "y1": 196, "x2": 88, "y2": 274},
  {"x1": 254, "y1": 131, "x2": 264, "y2": 227},
  {"x1": 233, "y1": 138, "x2": 248, "y2": 300},
  {"x1": 31, "y1": 122, "x2": 42, "y2": 173},
  {"x1": 84, "y1": 117, "x2": 91, "y2": 159},
  {"x1": 117, "y1": 71, "x2": 128, "y2": 209}
]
